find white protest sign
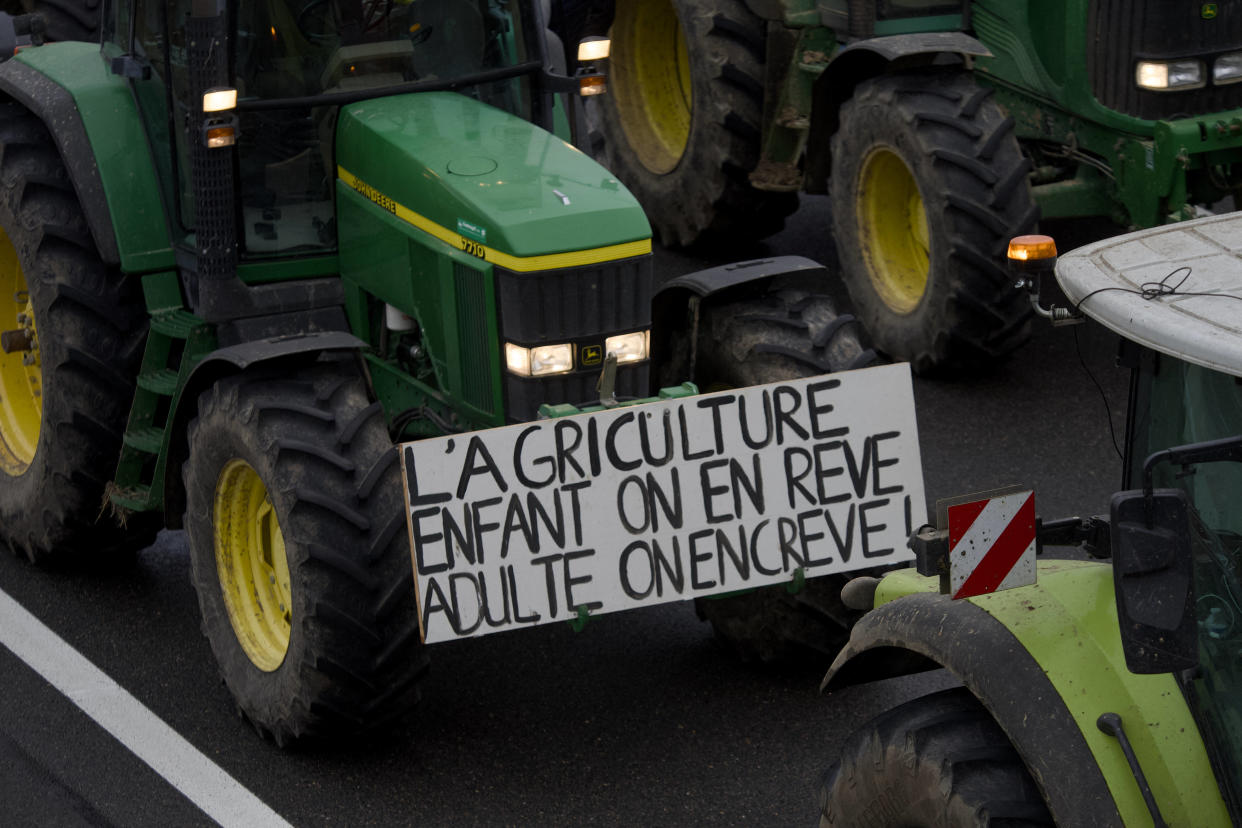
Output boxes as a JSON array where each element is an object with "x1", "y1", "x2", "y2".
[{"x1": 400, "y1": 363, "x2": 926, "y2": 644}]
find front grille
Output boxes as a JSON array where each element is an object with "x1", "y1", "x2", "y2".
[
  {"x1": 496, "y1": 254, "x2": 654, "y2": 422},
  {"x1": 495, "y1": 255, "x2": 653, "y2": 341},
  {"x1": 1088, "y1": 0, "x2": 1242, "y2": 120}
]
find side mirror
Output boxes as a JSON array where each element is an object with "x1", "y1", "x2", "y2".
[{"x1": 1109, "y1": 488, "x2": 1197, "y2": 674}]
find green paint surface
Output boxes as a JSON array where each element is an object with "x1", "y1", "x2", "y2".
[
  {"x1": 876, "y1": 562, "x2": 1231, "y2": 825},
  {"x1": 336, "y1": 92, "x2": 650, "y2": 257},
  {"x1": 13, "y1": 42, "x2": 174, "y2": 273}
]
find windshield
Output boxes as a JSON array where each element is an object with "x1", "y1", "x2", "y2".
[
  {"x1": 117, "y1": 0, "x2": 553, "y2": 254},
  {"x1": 1127, "y1": 349, "x2": 1242, "y2": 813},
  {"x1": 237, "y1": 0, "x2": 539, "y2": 100},
  {"x1": 230, "y1": 0, "x2": 543, "y2": 254}
]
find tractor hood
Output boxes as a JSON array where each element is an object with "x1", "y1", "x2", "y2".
[{"x1": 335, "y1": 92, "x2": 650, "y2": 259}]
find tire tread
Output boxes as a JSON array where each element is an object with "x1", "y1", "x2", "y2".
[{"x1": 184, "y1": 361, "x2": 427, "y2": 744}]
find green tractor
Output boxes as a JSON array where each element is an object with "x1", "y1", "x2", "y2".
[
  {"x1": 564, "y1": 0, "x2": 1242, "y2": 373},
  {"x1": 818, "y1": 215, "x2": 1242, "y2": 825},
  {"x1": 0, "y1": 0, "x2": 880, "y2": 744}
]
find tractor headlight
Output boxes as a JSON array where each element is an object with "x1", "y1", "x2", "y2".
[
  {"x1": 605, "y1": 331, "x2": 649, "y2": 364},
  {"x1": 1136, "y1": 59, "x2": 1205, "y2": 91},
  {"x1": 577, "y1": 36, "x2": 610, "y2": 62},
  {"x1": 505, "y1": 342, "x2": 573, "y2": 377},
  {"x1": 1214, "y1": 52, "x2": 1242, "y2": 85},
  {"x1": 505, "y1": 343, "x2": 532, "y2": 376}
]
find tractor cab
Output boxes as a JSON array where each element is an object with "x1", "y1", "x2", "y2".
[
  {"x1": 103, "y1": 0, "x2": 570, "y2": 257},
  {"x1": 1055, "y1": 213, "x2": 1242, "y2": 814}
]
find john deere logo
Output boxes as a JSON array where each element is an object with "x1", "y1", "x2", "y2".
[
  {"x1": 581, "y1": 345, "x2": 603, "y2": 366},
  {"x1": 1202, "y1": 3, "x2": 1218, "y2": 18}
]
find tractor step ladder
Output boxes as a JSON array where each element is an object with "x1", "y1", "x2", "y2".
[{"x1": 110, "y1": 273, "x2": 215, "y2": 512}]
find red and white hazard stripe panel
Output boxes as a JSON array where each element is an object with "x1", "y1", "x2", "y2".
[{"x1": 947, "y1": 490, "x2": 1036, "y2": 600}]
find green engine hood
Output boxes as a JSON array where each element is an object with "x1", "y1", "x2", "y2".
[{"x1": 336, "y1": 92, "x2": 651, "y2": 262}]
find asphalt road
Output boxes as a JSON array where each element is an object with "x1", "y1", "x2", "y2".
[{"x1": 0, "y1": 196, "x2": 1129, "y2": 826}]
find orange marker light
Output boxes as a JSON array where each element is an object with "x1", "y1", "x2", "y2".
[
  {"x1": 206, "y1": 126, "x2": 236, "y2": 148},
  {"x1": 1007, "y1": 234, "x2": 1058, "y2": 262},
  {"x1": 579, "y1": 75, "x2": 607, "y2": 96}
]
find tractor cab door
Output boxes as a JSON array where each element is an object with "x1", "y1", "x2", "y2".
[
  {"x1": 1126, "y1": 349, "x2": 1242, "y2": 815},
  {"x1": 103, "y1": 0, "x2": 197, "y2": 248},
  {"x1": 108, "y1": 0, "x2": 340, "y2": 257}
]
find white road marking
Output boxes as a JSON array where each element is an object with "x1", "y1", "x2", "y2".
[{"x1": 0, "y1": 587, "x2": 292, "y2": 828}]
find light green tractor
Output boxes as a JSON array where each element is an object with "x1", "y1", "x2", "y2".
[{"x1": 818, "y1": 214, "x2": 1242, "y2": 825}]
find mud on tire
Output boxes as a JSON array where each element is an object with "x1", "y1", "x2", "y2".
[
  {"x1": 829, "y1": 70, "x2": 1039, "y2": 374},
  {"x1": 3, "y1": 1, "x2": 102, "y2": 43},
  {"x1": 184, "y1": 357, "x2": 427, "y2": 745},
  {"x1": 688, "y1": 285, "x2": 878, "y2": 664},
  {"x1": 588, "y1": 0, "x2": 797, "y2": 247},
  {"x1": 821, "y1": 687, "x2": 1054, "y2": 827},
  {"x1": 0, "y1": 101, "x2": 153, "y2": 564}
]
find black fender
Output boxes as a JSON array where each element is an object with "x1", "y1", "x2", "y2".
[
  {"x1": 650, "y1": 255, "x2": 828, "y2": 388},
  {"x1": 161, "y1": 331, "x2": 368, "y2": 526},
  {"x1": 0, "y1": 52, "x2": 119, "y2": 263},
  {"x1": 821, "y1": 591, "x2": 1122, "y2": 826},
  {"x1": 804, "y1": 32, "x2": 992, "y2": 193}
]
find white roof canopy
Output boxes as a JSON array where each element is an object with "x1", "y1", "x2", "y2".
[{"x1": 1056, "y1": 211, "x2": 1242, "y2": 378}]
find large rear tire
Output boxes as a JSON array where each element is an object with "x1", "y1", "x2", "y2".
[
  {"x1": 821, "y1": 687, "x2": 1054, "y2": 827},
  {"x1": 829, "y1": 71, "x2": 1038, "y2": 375},
  {"x1": 689, "y1": 286, "x2": 877, "y2": 664},
  {"x1": 4, "y1": 1, "x2": 102, "y2": 42},
  {"x1": 0, "y1": 102, "x2": 152, "y2": 564},
  {"x1": 184, "y1": 358, "x2": 427, "y2": 745},
  {"x1": 589, "y1": 0, "x2": 797, "y2": 247}
]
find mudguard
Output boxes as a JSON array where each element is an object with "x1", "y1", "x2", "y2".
[
  {"x1": 160, "y1": 331, "x2": 368, "y2": 525},
  {"x1": 0, "y1": 41, "x2": 173, "y2": 272},
  {"x1": 822, "y1": 561, "x2": 1230, "y2": 826},
  {"x1": 650, "y1": 255, "x2": 831, "y2": 386},
  {"x1": 656, "y1": 255, "x2": 828, "y2": 300},
  {"x1": 804, "y1": 32, "x2": 992, "y2": 192}
]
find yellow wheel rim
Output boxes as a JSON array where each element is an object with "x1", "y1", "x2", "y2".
[
  {"x1": 857, "y1": 148, "x2": 931, "y2": 314},
  {"x1": 610, "y1": 0, "x2": 692, "y2": 174},
  {"x1": 0, "y1": 226, "x2": 41, "y2": 477},
  {"x1": 214, "y1": 459, "x2": 292, "y2": 672}
]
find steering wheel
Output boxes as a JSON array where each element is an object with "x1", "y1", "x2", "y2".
[{"x1": 297, "y1": 0, "x2": 409, "y2": 40}]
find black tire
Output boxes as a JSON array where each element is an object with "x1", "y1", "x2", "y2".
[
  {"x1": 588, "y1": 0, "x2": 797, "y2": 247},
  {"x1": 829, "y1": 71, "x2": 1039, "y2": 375},
  {"x1": 0, "y1": 0, "x2": 98, "y2": 39},
  {"x1": 184, "y1": 357, "x2": 426, "y2": 745},
  {"x1": 821, "y1": 688, "x2": 1054, "y2": 827},
  {"x1": 17, "y1": 0, "x2": 101, "y2": 43},
  {"x1": 0, "y1": 101, "x2": 153, "y2": 564},
  {"x1": 689, "y1": 286, "x2": 877, "y2": 664}
]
